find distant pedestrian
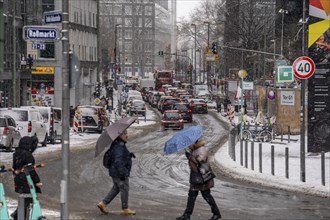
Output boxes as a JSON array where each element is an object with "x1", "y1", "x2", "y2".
[
  {"x1": 176, "y1": 139, "x2": 221, "y2": 220},
  {"x1": 216, "y1": 97, "x2": 222, "y2": 113},
  {"x1": 97, "y1": 129, "x2": 136, "y2": 216}
]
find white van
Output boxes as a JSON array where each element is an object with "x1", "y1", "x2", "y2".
[
  {"x1": 0, "y1": 108, "x2": 47, "y2": 146},
  {"x1": 21, "y1": 106, "x2": 62, "y2": 144}
]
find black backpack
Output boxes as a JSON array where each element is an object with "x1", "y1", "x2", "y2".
[{"x1": 103, "y1": 147, "x2": 112, "y2": 169}]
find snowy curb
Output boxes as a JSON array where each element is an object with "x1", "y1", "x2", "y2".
[{"x1": 214, "y1": 143, "x2": 330, "y2": 198}]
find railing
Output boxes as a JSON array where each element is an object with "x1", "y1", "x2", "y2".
[{"x1": 227, "y1": 125, "x2": 327, "y2": 187}]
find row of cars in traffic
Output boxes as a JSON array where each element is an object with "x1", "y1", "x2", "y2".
[
  {"x1": 140, "y1": 84, "x2": 209, "y2": 130},
  {"x1": 0, "y1": 104, "x2": 112, "y2": 152},
  {"x1": 0, "y1": 106, "x2": 62, "y2": 151}
]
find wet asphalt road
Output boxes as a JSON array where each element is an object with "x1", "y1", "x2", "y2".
[{"x1": 3, "y1": 110, "x2": 330, "y2": 220}]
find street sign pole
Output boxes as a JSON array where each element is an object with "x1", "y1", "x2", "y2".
[{"x1": 293, "y1": 55, "x2": 315, "y2": 183}]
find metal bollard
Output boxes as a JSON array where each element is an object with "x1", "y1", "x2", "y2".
[
  {"x1": 245, "y1": 140, "x2": 248, "y2": 168},
  {"x1": 251, "y1": 141, "x2": 254, "y2": 170},
  {"x1": 321, "y1": 151, "x2": 325, "y2": 186},
  {"x1": 18, "y1": 193, "x2": 32, "y2": 220},
  {"x1": 288, "y1": 126, "x2": 291, "y2": 143},
  {"x1": 271, "y1": 145, "x2": 274, "y2": 175},
  {"x1": 259, "y1": 143, "x2": 262, "y2": 173},
  {"x1": 285, "y1": 147, "x2": 289, "y2": 179},
  {"x1": 240, "y1": 139, "x2": 243, "y2": 166},
  {"x1": 281, "y1": 128, "x2": 283, "y2": 142}
]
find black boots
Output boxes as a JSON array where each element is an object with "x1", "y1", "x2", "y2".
[
  {"x1": 209, "y1": 214, "x2": 222, "y2": 220},
  {"x1": 176, "y1": 214, "x2": 191, "y2": 220}
]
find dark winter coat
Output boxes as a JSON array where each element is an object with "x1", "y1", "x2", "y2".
[
  {"x1": 108, "y1": 138, "x2": 132, "y2": 178},
  {"x1": 188, "y1": 140, "x2": 214, "y2": 191},
  {"x1": 12, "y1": 136, "x2": 42, "y2": 194}
]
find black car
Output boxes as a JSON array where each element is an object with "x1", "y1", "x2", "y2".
[
  {"x1": 171, "y1": 102, "x2": 193, "y2": 123},
  {"x1": 190, "y1": 101, "x2": 208, "y2": 114}
]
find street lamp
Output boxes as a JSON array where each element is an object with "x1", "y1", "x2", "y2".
[
  {"x1": 114, "y1": 24, "x2": 121, "y2": 82},
  {"x1": 203, "y1": 21, "x2": 210, "y2": 86},
  {"x1": 191, "y1": 23, "x2": 197, "y2": 84},
  {"x1": 279, "y1": 9, "x2": 288, "y2": 57}
]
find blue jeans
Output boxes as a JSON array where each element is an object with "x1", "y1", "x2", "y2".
[{"x1": 103, "y1": 177, "x2": 129, "y2": 209}]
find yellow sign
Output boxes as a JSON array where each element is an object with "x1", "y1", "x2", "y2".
[
  {"x1": 32, "y1": 66, "x2": 55, "y2": 74},
  {"x1": 205, "y1": 53, "x2": 219, "y2": 62}
]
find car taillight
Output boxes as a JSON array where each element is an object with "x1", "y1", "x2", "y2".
[
  {"x1": 3, "y1": 127, "x2": 9, "y2": 135},
  {"x1": 191, "y1": 104, "x2": 195, "y2": 107},
  {"x1": 202, "y1": 104, "x2": 207, "y2": 107},
  {"x1": 187, "y1": 109, "x2": 192, "y2": 113},
  {"x1": 98, "y1": 116, "x2": 101, "y2": 124},
  {"x1": 163, "y1": 102, "x2": 168, "y2": 105},
  {"x1": 28, "y1": 121, "x2": 32, "y2": 133}
]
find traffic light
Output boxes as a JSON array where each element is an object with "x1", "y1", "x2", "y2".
[
  {"x1": 158, "y1": 51, "x2": 164, "y2": 56},
  {"x1": 211, "y1": 42, "x2": 218, "y2": 54}
]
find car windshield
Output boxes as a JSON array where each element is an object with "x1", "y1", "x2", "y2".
[
  {"x1": 164, "y1": 112, "x2": 179, "y2": 120},
  {"x1": 38, "y1": 109, "x2": 49, "y2": 120},
  {"x1": 79, "y1": 107, "x2": 97, "y2": 115},
  {"x1": 0, "y1": 110, "x2": 28, "y2": 121},
  {"x1": 0, "y1": 118, "x2": 6, "y2": 127}
]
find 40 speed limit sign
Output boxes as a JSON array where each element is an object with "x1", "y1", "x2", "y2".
[{"x1": 292, "y1": 56, "x2": 315, "y2": 79}]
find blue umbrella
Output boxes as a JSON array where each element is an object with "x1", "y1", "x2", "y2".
[{"x1": 164, "y1": 125, "x2": 204, "y2": 155}]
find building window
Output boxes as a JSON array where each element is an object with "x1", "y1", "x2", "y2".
[
  {"x1": 40, "y1": 43, "x2": 55, "y2": 59},
  {"x1": 145, "y1": 5, "x2": 153, "y2": 15},
  {"x1": 124, "y1": 5, "x2": 132, "y2": 15},
  {"x1": 125, "y1": 18, "x2": 132, "y2": 27},
  {"x1": 125, "y1": 30, "x2": 132, "y2": 39},
  {"x1": 124, "y1": 42, "x2": 132, "y2": 52},
  {"x1": 42, "y1": 0, "x2": 55, "y2": 13}
]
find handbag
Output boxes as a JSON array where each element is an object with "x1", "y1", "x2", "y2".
[
  {"x1": 189, "y1": 170, "x2": 204, "y2": 185},
  {"x1": 198, "y1": 161, "x2": 216, "y2": 183}
]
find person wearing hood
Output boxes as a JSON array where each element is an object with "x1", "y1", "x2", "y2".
[
  {"x1": 177, "y1": 139, "x2": 222, "y2": 220},
  {"x1": 11, "y1": 136, "x2": 43, "y2": 220},
  {"x1": 97, "y1": 129, "x2": 137, "y2": 216}
]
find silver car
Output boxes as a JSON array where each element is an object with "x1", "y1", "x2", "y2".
[{"x1": 0, "y1": 115, "x2": 22, "y2": 152}]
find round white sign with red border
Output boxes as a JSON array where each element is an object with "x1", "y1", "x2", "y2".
[{"x1": 292, "y1": 56, "x2": 315, "y2": 79}]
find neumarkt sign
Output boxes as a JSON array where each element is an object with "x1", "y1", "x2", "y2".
[{"x1": 23, "y1": 26, "x2": 60, "y2": 42}]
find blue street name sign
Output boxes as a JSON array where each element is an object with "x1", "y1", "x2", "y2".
[
  {"x1": 23, "y1": 26, "x2": 60, "y2": 42},
  {"x1": 44, "y1": 11, "x2": 62, "y2": 24}
]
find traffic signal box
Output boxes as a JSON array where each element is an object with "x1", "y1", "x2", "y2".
[{"x1": 205, "y1": 43, "x2": 219, "y2": 62}]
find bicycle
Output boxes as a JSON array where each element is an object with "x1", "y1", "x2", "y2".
[{"x1": 241, "y1": 123, "x2": 272, "y2": 142}]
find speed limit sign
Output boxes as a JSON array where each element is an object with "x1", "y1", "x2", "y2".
[{"x1": 292, "y1": 56, "x2": 315, "y2": 79}]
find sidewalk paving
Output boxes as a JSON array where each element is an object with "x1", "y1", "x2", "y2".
[{"x1": 213, "y1": 113, "x2": 330, "y2": 198}]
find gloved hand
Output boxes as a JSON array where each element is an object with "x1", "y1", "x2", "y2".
[
  {"x1": 185, "y1": 149, "x2": 192, "y2": 159},
  {"x1": 130, "y1": 152, "x2": 136, "y2": 158},
  {"x1": 120, "y1": 177, "x2": 126, "y2": 181}
]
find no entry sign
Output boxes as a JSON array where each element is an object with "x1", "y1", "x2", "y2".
[{"x1": 292, "y1": 56, "x2": 315, "y2": 79}]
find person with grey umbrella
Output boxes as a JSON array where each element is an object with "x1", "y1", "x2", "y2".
[{"x1": 97, "y1": 129, "x2": 136, "y2": 216}]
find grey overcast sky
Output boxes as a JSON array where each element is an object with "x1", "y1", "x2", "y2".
[{"x1": 176, "y1": 0, "x2": 202, "y2": 19}]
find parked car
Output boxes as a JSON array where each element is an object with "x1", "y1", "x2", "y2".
[
  {"x1": 0, "y1": 115, "x2": 22, "y2": 151},
  {"x1": 161, "y1": 110, "x2": 184, "y2": 130},
  {"x1": 171, "y1": 102, "x2": 193, "y2": 123},
  {"x1": 0, "y1": 107, "x2": 48, "y2": 146},
  {"x1": 76, "y1": 105, "x2": 110, "y2": 133},
  {"x1": 22, "y1": 106, "x2": 62, "y2": 144},
  {"x1": 189, "y1": 101, "x2": 208, "y2": 114},
  {"x1": 127, "y1": 100, "x2": 146, "y2": 116}
]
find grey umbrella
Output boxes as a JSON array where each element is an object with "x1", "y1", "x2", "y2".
[{"x1": 94, "y1": 116, "x2": 138, "y2": 157}]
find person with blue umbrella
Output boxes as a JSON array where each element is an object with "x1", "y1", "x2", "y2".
[{"x1": 164, "y1": 126, "x2": 222, "y2": 220}]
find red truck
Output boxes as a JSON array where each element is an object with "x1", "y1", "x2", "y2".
[{"x1": 154, "y1": 70, "x2": 173, "y2": 91}]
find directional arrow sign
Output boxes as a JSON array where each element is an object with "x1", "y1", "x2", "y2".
[{"x1": 23, "y1": 26, "x2": 60, "y2": 42}]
